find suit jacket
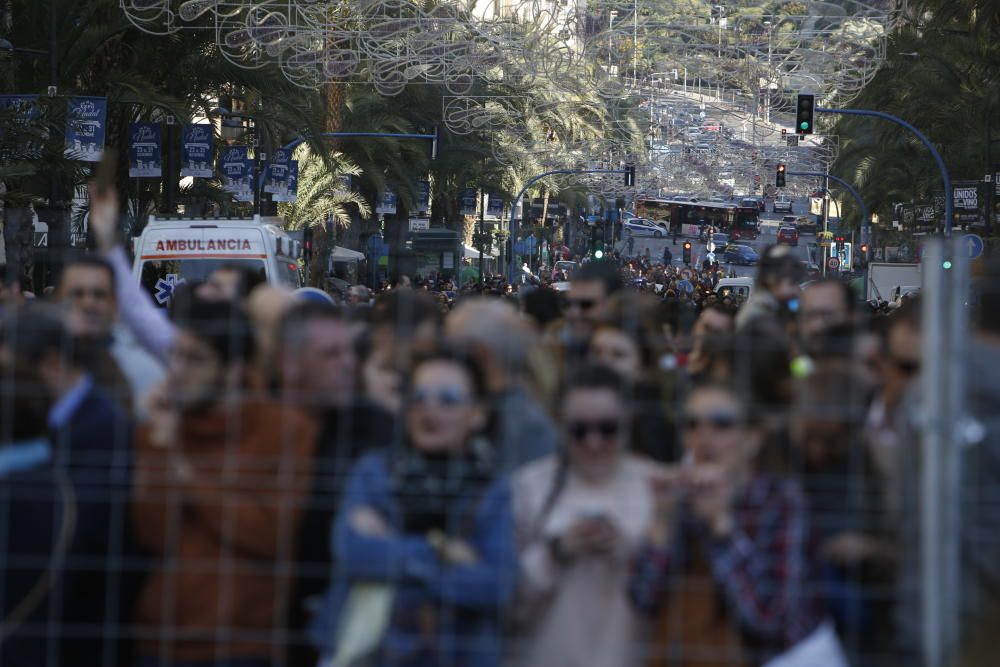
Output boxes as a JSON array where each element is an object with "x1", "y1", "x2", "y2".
[{"x1": 0, "y1": 384, "x2": 134, "y2": 667}]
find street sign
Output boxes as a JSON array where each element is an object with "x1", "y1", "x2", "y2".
[
  {"x1": 827, "y1": 257, "x2": 841, "y2": 270},
  {"x1": 964, "y1": 233, "x2": 984, "y2": 259},
  {"x1": 706, "y1": 241, "x2": 716, "y2": 252}
]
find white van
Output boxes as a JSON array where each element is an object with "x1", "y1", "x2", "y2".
[
  {"x1": 133, "y1": 215, "x2": 302, "y2": 306},
  {"x1": 715, "y1": 277, "x2": 753, "y2": 300}
]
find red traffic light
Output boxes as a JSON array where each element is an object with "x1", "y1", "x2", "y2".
[
  {"x1": 777, "y1": 164, "x2": 786, "y2": 173},
  {"x1": 683, "y1": 241, "x2": 692, "y2": 249}
]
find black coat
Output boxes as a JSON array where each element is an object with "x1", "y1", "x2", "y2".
[{"x1": 2, "y1": 384, "x2": 136, "y2": 667}]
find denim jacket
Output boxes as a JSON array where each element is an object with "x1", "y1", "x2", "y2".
[{"x1": 310, "y1": 449, "x2": 517, "y2": 667}]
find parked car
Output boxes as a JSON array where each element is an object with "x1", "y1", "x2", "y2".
[
  {"x1": 773, "y1": 195, "x2": 794, "y2": 214},
  {"x1": 623, "y1": 217, "x2": 668, "y2": 238},
  {"x1": 710, "y1": 232, "x2": 729, "y2": 249},
  {"x1": 777, "y1": 225, "x2": 800, "y2": 246},
  {"x1": 723, "y1": 243, "x2": 760, "y2": 265}
]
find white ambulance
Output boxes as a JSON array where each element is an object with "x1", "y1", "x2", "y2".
[{"x1": 132, "y1": 215, "x2": 303, "y2": 306}]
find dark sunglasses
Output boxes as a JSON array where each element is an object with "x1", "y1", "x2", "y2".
[
  {"x1": 566, "y1": 419, "x2": 622, "y2": 441},
  {"x1": 681, "y1": 412, "x2": 741, "y2": 431},
  {"x1": 892, "y1": 358, "x2": 921, "y2": 376},
  {"x1": 566, "y1": 298, "x2": 597, "y2": 311},
  {"x1": 409, "y1": 386, "x2": 472, "y2": 407}
]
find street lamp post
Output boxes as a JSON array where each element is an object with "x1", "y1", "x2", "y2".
[{"x1": 609, "y1": 11, "x2": 618, "y2": 79}]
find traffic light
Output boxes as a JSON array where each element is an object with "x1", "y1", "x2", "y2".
[
  {"x1": 682, "y1": 241, "x2": 692, "y2": 265},
  {"x1": 591, "y1": 225, "x2": 606, "y2": 259},
  {"x1": 796, "y1": 93, "x2": 815, "y2": 135},
  {"x1": 303, "y1": 225, "x2": 313, "y2": 262},
  {"x1": 624, "y1": 164, "x2": 636, "y2": 187},
  {"x1": 776, "y1": 163, "x2": 786, "y2": 188},
  {"x1": 860, "y1": 243, "x2": 869, "y2": 256}
]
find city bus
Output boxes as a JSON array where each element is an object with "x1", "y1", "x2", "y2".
[{"x1": 635, "y1": 197, "x2": 760, "y2": 241}]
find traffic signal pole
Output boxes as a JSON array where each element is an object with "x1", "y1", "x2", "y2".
[
  {"x1": 786, "y1": 170, "x2": 869, "y2": 274},
  {"x1": 816, "y1": 108, "x2": 953, "y2": 236},
  {"x1": 506, "y1": 168, "x2": 628, "y2": 281}
]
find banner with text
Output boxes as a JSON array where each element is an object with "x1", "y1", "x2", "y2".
[
  {"x1": 263, "y1": 148, "x2": 291, "y2": 194},
  {"x1": 220, "y1": 145, "x2": 252, "y2": 198},
  {"x1": 460, "y1": 188, "x2": 478, "y2": 216},
  {"x1": 417, "y1": 180, "x2": 431, "y2": 213},
  {"x1": 181, "y1": 124, "x2": 214, "y2": 177},
  {"x1": 128, "y1": 122, "x2": 162, "y2": 177},
  {"x1": 0, "y1": 95, "x2": 42, "y2": 159},
  {"x1": 486, "y1": 193, "x2": 503, "y2": 218},
  {"x1": 376, "y1": 188, "x2": 397, "y2": 215},
  {"x1": 65, "y1": 96, "x2": 107, "y2": 162},
  {"x1": 272, "y1": 160, "x2": 299, "y2": 202}
]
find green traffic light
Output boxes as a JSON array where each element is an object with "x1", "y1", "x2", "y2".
[
  {"x1": 594, "y1": 249, "x2": 604, "y2": 259},
  {"x1": 943, "y1": 260, "x2": 953, "y2": 270},
  {"x1": 800, "y1": 121, "x2": 810, "y2": 130}
]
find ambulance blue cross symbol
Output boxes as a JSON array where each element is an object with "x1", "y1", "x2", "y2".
[{"x1": 154, "y1": 274, "x2": 186, "y2": 305}]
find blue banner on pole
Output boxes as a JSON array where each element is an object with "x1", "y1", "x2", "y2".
[
  {"x1": 0, "y1": 95, "x2": 42, "y2": 159},
  {"x1": 128, "y1": 122, "x2": 162, "y2": 178},
  {"x1": 460, "y1": 188, "x2": 478, "y2": 216},
  {"x1": 487, "y1": 193, "x2": 503, "y2": 218},
  {"x1": 376, "y1": 188, "x2": 397, "y2": 215},
  {"x1": 65, "y1": 96, "x2": 107, "y2": 162},
  {"x1": 220, "y1": 145, "x2": 251, "y2": 197},
  {"x1": 264, "y1": 148, "x2": 291, "y2": 194},
  {"x1": 181, "y1": 124, "x2": 214, "y2": 177},
  {"x1": 417, "y1": 180, "x2": 431, "y2": 213},
  {"x1": 272, "y1": 160, "x2": 298, "y2": 203}
]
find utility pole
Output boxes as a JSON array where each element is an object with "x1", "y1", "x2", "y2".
[
  {"x1": 821, "y1": 168, "x2": 830, "y2": 276},
  {"x1": 478, "y1": 189, "x2": 486, "y2": 286}
]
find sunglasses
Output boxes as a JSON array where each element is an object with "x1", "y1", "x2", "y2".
[
  {"x1": 566, "y1": 419, "x2": 622, "y2": 441},
  {"x1": 566, "y1": 298, "x2": 597, "y2": 311},
  {"x1": 681, "y1": 412, "x2": 741, "y2": 431},
  {"x1": 409, "y1": 386, "x2": 472, "y2": 407}
]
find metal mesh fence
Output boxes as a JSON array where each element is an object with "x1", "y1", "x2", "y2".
[{"x1": 0, "y1": 235, "x2": 997, "y2": 667}]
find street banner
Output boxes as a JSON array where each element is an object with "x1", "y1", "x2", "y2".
[
  {"x1": 272, "y1": 160, "x2": 298, "y2": 202},
  {"x1": 264, "y1": 148, "x2": 291, "y2": 194},
  {"x1": 376, "y1": 188, "x2": 397, "y2": 215},
  {"x1": 460, "y1": 188, "x2": 478, "y2": 216},
  {"x1": 486, "y1": 193, "x2": 503, "y2": 218},
  {"x1": 952, "y1": 181, "x2": 983, "y2": 226},
  {"x1": 417, "y1": 180, "x2": 431, "y2": 213},
  {"x1": 220, "y1": 145, "x2": 252, "y2": 197},
  {"x1": 65, "y1": 96, "x2": 107, "y2": 162},
  {"x1": 180, "y1": 124, "x2": 214, "y2": 177},
  {"x1": 128, "y1": 122, "x2": 162, "y2": 177},
  {"x1": 0, "y1": 95, "x2": 42, "y2": 159}
]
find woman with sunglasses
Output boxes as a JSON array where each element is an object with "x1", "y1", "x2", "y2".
[
  {"x1": 629, "y1": 383, "x2": 840, "y2": 667},
  {"x1": 310, "y1": 350, "x2": 516, "y2": 667},
  {"x1": 509, "y1": 365, "x2": 664, "y2": 667}
]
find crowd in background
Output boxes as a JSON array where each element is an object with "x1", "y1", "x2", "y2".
[{"x1": 0, "y1": 185, "x2": 998, "y2": 667}]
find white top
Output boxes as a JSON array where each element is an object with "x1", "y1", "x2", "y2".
[{"x1": 509, "y1": 454, "x2": 663, "y2": 667}]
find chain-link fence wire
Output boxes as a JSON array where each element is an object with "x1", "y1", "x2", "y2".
[{"x1": 1, "y1": 246, "x2": 998, "y2": 667}]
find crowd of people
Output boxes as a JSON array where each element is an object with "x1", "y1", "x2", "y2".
[{"x1": 0, "y1": 184, "x2": 998, "y2": 667}]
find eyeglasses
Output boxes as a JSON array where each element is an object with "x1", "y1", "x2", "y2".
[
  {"x1": 566, "y1": 298, "x2": 597, "y2": 312},
  {"x1": 566, "y1": 419, "x2": 622, "y2": 441},
  {"x1": 681, "y1": 412, "x2": 741, "y2": 432},
  {"x1": 409, "y1": 386, "x2": 472, "y2": 407},
  {"x1": 891, "y1": 357, "x2": 921, "y2": 376}
]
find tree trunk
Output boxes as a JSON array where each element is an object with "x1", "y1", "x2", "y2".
[{"x1": 313, "y1": 82, "x2": 345, "y2": 287}]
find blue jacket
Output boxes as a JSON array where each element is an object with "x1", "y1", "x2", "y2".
[{"x1": 310, "y1": 449, "x2": 517, "y2": 667}]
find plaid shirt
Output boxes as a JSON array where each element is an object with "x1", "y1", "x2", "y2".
[{"x1": 629, "y1": 475, "x2": 823, "y2": 656}]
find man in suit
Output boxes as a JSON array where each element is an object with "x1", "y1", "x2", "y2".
[{"x1": 0, "y1": 305, "x2": 135, "y2": 667}]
